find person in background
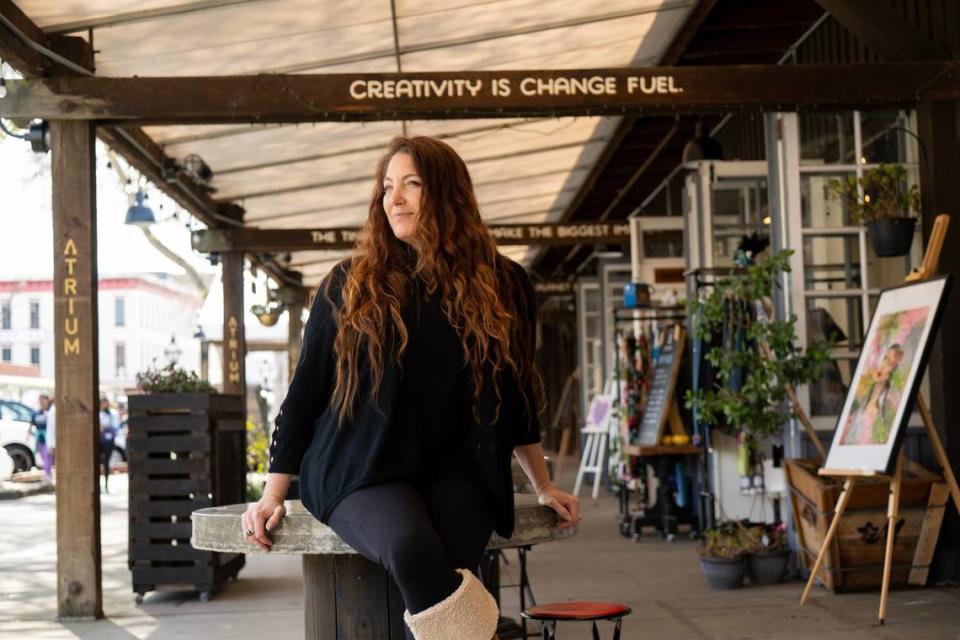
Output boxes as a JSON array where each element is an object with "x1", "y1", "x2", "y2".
[
  {"x1": 99, "y1": 398, "x2": 119, "y2": 493},
  {"x1": 46, "y1": 400, "x2": 55, "y2": 480},
  {"x1": 31, "y1": 394, "x2": 54, "y2": 482}
]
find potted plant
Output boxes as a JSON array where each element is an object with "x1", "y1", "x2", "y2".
[
  {"x1": 742, "y1": 522, "x2": 789, "y2": 585},
  {"x1": 827, "y1": 164, "x2": 921, "y2": 257},
  {"x1": 128, "y1": 363, "x2": 246, "y2": 601},
  {"x1": 698, "y1": 521, "x2": 749, "y2": 589},
  {"x1": 685, "y1": 251, "x2": 832, "y2": 450},
  {"x1": 135, "y1": 362, "x2": 216, "y2": 394}
]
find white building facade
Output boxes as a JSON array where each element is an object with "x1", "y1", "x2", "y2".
[{"x1": 0, "y1": 274, "x2": 204, "y2": 398}]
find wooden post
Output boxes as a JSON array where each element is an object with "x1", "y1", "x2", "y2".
[
  {"x1": 879, "y1": 456, "x2": 904, "y2": 624},
  {"x1": 277, "y1": 286, "x2": 307, "y2": 378},
  {"x1": 221, "y1": 252, "x2": 246, "y2": 397},
  {"x1": 287, "y1": 301, "x2": 304, "y2": 378},
  {"x1": 51, "y1": 120, "x2": 103, "y2": 619},
  {"x1": 918, "y1": 102, "x2": 960, "y2": 583}
]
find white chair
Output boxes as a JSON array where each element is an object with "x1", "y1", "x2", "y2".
[{"x1": 573, "y1": 394, "x2": 613, "y2": 499}]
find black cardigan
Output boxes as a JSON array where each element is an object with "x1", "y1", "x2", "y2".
[{"x1": 268, "y1": 254, "x2": 542, "y2": 538}]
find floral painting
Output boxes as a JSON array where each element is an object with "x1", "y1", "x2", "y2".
[{"x1": 838, "y1": 306, "x2": 930, "y2": 446}]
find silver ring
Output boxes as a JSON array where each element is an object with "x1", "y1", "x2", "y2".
[{"x1": 244, "y1": 529, "x2": 254, "y2": 536}]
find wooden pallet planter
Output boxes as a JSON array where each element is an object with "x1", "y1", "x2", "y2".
[
  {"x1": 127, "y1": 393, "x2": 246, "y2": 601},
  {"x1": 785, "y1": 458, "x2": 949, "y2": 592}
]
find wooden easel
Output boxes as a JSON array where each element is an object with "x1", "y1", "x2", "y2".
[{"x1": 799, "y1": 214, "x2": 960, "y2": 624}]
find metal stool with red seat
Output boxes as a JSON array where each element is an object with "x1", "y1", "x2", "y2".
[{"x1": 521, "y1": 601, "x2": 632, "y2": 640}]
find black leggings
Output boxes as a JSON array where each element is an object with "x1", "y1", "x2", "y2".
[{"x1": 327, "y1": 479, "x2": 495, "y2": 616}]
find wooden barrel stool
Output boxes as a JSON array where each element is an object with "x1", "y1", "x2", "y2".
[{"x1": 521, "y1": 601, "x2": 631, "y2": 640}]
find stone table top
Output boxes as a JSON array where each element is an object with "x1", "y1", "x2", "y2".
[{"x1": 191, "y1": 494, "x2": 576, "y2": 554}]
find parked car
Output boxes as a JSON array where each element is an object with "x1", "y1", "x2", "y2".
[
  {"x1": 0, "y1": 400, "x2": 38, "y2": 473},
  {"x1": 0, "y1": 399, "x2": 35, "y2": 423},
  {"x1": 0, "y1": 417, "x2": 35, "y2": 473},
  {"x1": 0, "y1": 446, "x2": 13, "y2": 479}
]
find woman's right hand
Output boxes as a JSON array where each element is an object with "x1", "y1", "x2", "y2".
[{"x1": 241, "y1": 494, "x2": 286, "y2": 552}]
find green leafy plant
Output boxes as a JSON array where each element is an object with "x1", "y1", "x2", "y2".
[
  {"x1": 741, "y1": 521, "x2": 788, "y2": 554},
  {"x1": 246, "y1": 419, "x2": 269, "y2": 474},
  {"x1": 135, "y1": 363, "x2": 216, "y2": 394},
  {"x1": 826, "y1": 164, "x2": 921, "y2": 223},
  {"x1": 685, "y1": 251, "x2": 832, "y2": 447},
  {"x1": 699, "y1": 521, "x2": 750, "y2": 559}
]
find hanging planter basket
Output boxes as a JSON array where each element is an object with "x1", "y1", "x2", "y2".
[{"x1": 866, "y1": 216, "x2": 916, "y2": 257}]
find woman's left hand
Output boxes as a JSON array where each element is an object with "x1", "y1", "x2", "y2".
[{"x1": 536, "y1": 483, "x2": 581, "y2": 530}]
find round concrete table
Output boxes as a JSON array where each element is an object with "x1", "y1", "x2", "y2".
[{"x1": 192, "y1": 495, "x2": 575, "y2": 639}]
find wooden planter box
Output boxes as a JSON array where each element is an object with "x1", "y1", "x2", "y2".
[
  {"x1": 127, "y1": 393, "x2": 246, "y2": 600},
  {"x1": 785, "y1": 458, "x2": 949, "y2": 592}
]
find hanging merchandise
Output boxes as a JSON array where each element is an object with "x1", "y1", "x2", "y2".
[{"x1": 622, "y1": 328, "x2": 653, "y2": 448}]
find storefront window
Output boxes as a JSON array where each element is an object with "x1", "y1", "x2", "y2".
[
  {"x1": 806, "y1": 296, "x2": 865, "y2": 352},
  {"x1": 710, "y1": 178, "x2": 768, "y2": 266},
  {"x1": 642, "y1": 229, "x2": 684, "y2": 258},
  {"x1": 809, "y1": 356, "x2": 856, "y2": 417},
  {"x1": 801, "y1": 173, "x2": 854, "y2": 227},
  {"x1": 800, "y1": 112, "x2": 855, "y2": 165},
  {"x1": 802, "y1": 235, "x2": 861, "y2": 291},
  {"x1": 860, "y1": 109, "x2": 911, "y2": 164}
]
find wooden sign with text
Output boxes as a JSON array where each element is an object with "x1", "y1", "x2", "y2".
[
  {"x1": 3, "y1": 64, "x2": 958, "y2": 124},
  {"x1": 192, "y1": 222, "x2": 630, "y2": 252}
]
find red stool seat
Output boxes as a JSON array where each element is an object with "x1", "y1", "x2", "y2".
[{"x1": 522, "y1": 601, "x2": 632, "y2": 621}]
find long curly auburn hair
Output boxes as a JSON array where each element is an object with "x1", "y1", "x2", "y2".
[{"x1": 329, "y1": 135, "x2": 545, "y2": 428}]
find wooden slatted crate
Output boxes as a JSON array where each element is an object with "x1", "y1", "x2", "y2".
[
  {"x1": 127, "y1": 393, "x2": 246, "y2": 601},
  {"x1": 785, "y1": 458, "x2": 949, "y2": 592}
]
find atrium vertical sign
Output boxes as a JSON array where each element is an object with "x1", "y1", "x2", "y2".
[
  {"x1": 51, "y1": 121, "x2": 103, "y2": 619},
  {"x1": 221, "y1": 252, "x2": 246, "y2": 397}
]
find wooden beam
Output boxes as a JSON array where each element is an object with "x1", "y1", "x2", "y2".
[
  {"x1": 0, "y1": 1, "x2": 245, "y2": 232},
  {"x1": 917, "y1": 99, "x2": 960, "y2": 583},
  {"x1": 3, "y1": 64, "x2": 959, "y2": 124},
  {"x1": 51, "y1": 119, "x2": 102, "y2": 619},
  {"x1": 287, "y1": 299, "x2": 304, "y2": 381},
  {"x1": 221, "y1": 252, "x2": 246, "y2": 397},
  {"x1": 96, "y1": 127, "x2": 243, "y2": 228},
  {"x1": 0, "y1": 0, "x2": 55, "y2": 75},
  {"x1": 813, "y1": 0, "x2": 946, "y2": 61},
  {"x1": 192, "y1": 222, "x2": 631, "y2": 253}
]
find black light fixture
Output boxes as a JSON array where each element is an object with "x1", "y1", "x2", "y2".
[
  {"x1": 163, "y1": 334, "x2": 182, "y2": 365},
  {"x1": 124, "y1": 190, "x2": 156, "y2": 225},
  {"x1": 682, "y1": 121, "x2": 724, "y2": 162},
  {"x1": 183, "y1": 154, "x2": 214, "y2": 185}
]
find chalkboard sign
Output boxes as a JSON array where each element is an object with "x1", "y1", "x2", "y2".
[{"x1": 636, "y1": 327, "x2": 685, "y2": 446}]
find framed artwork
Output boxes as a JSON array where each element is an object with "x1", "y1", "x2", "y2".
[
  {"x1": 824, "y1": 276, "x2": 952, "y2": 475},
  {"x1": 587, "y1": 394, "x2": 613, "y2": 429}
]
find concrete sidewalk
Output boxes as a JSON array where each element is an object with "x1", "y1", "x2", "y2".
[{"x1": 1, "y1": 469, "x2": 958, "y2": 639}]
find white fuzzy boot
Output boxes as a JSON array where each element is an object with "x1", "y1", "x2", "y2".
[{"x1": 403, "y1": 568, "x2": 499, "y2": 640}]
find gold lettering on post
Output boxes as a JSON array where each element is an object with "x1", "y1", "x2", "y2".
[
  {"x1": 62, "y1": 238, "x2": 81, "y2": 356},
  {"x1": 227, "y1": 315, "x2": 241, "y2": 388}
]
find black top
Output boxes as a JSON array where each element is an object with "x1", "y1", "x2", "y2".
[{"x1": 268, "y1": 251, "x2": 542, "y2": 538}]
